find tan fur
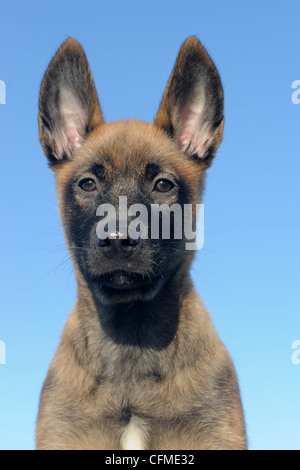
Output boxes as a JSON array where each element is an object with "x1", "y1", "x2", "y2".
[{"x1": 36, "y1": 37, "x2": 247, "y2": 450}]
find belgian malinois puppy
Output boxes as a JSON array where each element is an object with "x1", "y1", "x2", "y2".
[{"x1": 36, "y1": 36, "x2": 247, "y2": 450}]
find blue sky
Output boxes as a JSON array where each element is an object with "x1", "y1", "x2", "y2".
[{"x1": 0, "y1": 0, "x2": 299, "y2": 450}]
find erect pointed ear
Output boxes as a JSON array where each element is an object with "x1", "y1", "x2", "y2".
[
  {"x1": 154, "y1": 37, "x2": 224, "y2": 166},
  {"x1": 39, "y1": 38, "x2": 104, "y2": 166}
]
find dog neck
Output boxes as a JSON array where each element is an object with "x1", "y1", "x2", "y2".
[{"x1": 75, "y1": 264, "x2": 193, "y2": 350}]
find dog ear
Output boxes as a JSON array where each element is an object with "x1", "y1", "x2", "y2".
[
  {"x1": 154, "y1": 37, "x2": 224, "y2": 166},
  {"x1": 39, "y1": 38, "x2": 104, "y2": 166}
]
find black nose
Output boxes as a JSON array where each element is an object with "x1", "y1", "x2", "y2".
[{"x1": 97, "y1": 231, "x2": 140, "y2": 258}]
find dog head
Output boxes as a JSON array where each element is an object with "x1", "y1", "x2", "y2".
[{"x1": 39, "y1": 37, "x2": 224, "y2": 305}]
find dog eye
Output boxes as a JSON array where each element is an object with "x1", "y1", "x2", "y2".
[
  {"x1": 154, "y1": 179, "x2": 174, "y2": 193},
  {"x1": 79, "y1": 178, "x2": 97, "y2": 192}
]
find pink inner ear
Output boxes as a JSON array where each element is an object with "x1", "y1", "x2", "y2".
[
  {"x1": 55, "y1": 88, "x2": 86, "y2": 160},
  {"x1": 63, "y1": 114, "x2": 84, "y2": 149},
  {"x1": 174, "y1": 98, "x2": 214, "y2": 159}
]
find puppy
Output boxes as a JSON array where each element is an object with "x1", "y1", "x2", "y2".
[{"x1": 36, "y1": 36, "x2": 247, "y2": 450}]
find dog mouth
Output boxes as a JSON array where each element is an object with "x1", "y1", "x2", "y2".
[
  {"x1": 90, "y1": 270, "x2": 166, "y2": 305},
  {"x1": 99, "y1": 270, "x2": 158, "y2": 291}
]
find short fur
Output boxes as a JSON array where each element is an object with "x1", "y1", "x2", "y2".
[{"x1": 36, "y1": 37, "x2": 247, "y2": 450}]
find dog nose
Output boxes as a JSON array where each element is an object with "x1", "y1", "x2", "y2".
[{"x1": 97, "y1": 231, "x2": 140, "y2": 258}]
